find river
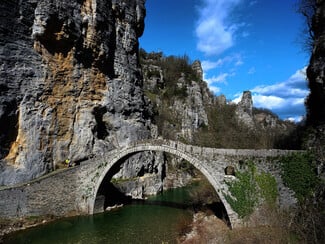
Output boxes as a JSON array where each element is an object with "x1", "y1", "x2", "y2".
[{"x1": 3, "y1": 184, "x2": 206, "y2": 244}]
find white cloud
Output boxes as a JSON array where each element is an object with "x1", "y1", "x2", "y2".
[
  {"x1": 202, "y1": 54, "x2": 244, "y2": 72},
  {"x1": 286, "y1": 116, "x2": 305, "y2": 123},
  {"x1": 209, "y1": 86, "x2": 221, "y2": 94},
  {"x1": 201, "y1": 60, "x2": 224, "y2": 71},
  {"x1": 233, "y1": 67, "x2": 309, "y2": 121},
  {"x1": 202, "y1": 54, "x2": 243, "y2": 96},
  {"x1": 251, "y1": 67, "x2": 308, "y2": 98},
  {"x1": 205, "y1": 72, "x2": 230, "y2": 85},
  {"x1": 204, "y1": 71, "x2": 235, "y2": 95},
  {"x1": 252, "y1": 95, "x2": 285, "y2": 109},
  {"x1": 195, "y1": 0, "x2": 243, "y2": 56}
]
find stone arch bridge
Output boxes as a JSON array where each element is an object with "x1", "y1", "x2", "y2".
[{"x1": 0, "y1": 139, "x2": 299, "y2": 228}]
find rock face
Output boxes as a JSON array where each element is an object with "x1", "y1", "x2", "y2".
[
  {"x1": 306, "y1": 0, "x2": 325, "y2": 126},
  {"x1": 173, "y1": 76, "x2": 211, "y2": 141},
  {"x1": 140, "y1": 51, "x2": 295, "y2": 150},
  {"x1": 0, "y1": 0, "x2": 154, "y2": 185},
  {"x1": 235, "y1": 90, "x2": 292, "y2": 131},
  {"x1": 235, "y1": 91, "x2": 254, "y2": 128},
  {"x1": 141, "y1": 53, "x2": 215, "y2": 142},
  {"x1": 0, "y1": 1, "x2": 298, "y2": 189},
  {"x1": 305, "y1": 0, "x2": 325, "y2": 179}
]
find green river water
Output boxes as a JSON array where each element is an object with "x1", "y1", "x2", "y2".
[{"x1": 4, "y1": 185, "x2": 199, "y2": 244}]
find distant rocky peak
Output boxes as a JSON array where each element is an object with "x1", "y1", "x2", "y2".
[
  {"x1": 191, "y1": 60, "x2": 203, "y2": 81},
  {"x1": 238, "y1": 91, "x2": 253, "y2": 116},
  {"x1": 235, "y1": 91, "x2": 255, "y2": 128}
]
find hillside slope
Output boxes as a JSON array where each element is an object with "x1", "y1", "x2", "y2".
[{"x1": 140, "y1": 49, "x2": 297, "y2": 149}]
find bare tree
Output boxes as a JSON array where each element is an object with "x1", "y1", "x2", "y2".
[{"x1": 296, "y1": 0, "x2": 317, "y2": 53}]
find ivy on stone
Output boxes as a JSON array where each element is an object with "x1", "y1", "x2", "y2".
[
  {"x1": 255, "y1": 172, "x2": 278, "y2": 207},
  {"x1": 225, "y1": 161, "x2": 278, "y2": 218},
  {"x1": 225, "y1": 162, "x2": 258, "y2": 218},
  {"x1": 280, "y1": 152, "x2": 318, "y2": 203}
]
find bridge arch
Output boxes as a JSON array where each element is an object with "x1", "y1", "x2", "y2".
[{"x1": 88, "y1": 141, "x2": 238, "y2": 228}]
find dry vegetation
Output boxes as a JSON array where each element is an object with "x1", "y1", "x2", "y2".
[
  {"x1": 193, "y1": 105, "x2": 298, "y2": 149},
  {"x1": 178, "y1": 206, "x2": 303, "y2": 244}
]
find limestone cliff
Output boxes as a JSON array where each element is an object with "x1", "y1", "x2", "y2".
[
  {"x1": 0, "y1": 0, "x2": 154, "y2": 185},
  {"x1": 235, "y1": 91, "x2": 254, "y2": 129},
  {"x1": 140, "y1": 50, "x2": 295, "y2": 149},
  {"x1": 141, "y1": 51, "x2": 216, "y2": 142},
  {"x1": 236, "y1": 90, "x2": 292, "y2": 131}
]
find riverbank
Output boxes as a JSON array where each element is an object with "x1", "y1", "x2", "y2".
[
  {"x1": 0, "y1": 212, "x2": 85, "y2": 244},
  {"x1": 0, "y1": 215, "x2": 56, "y2": 243},
  {"x1": 179, "y1": 209, "x2": 301, "y2": 243}
]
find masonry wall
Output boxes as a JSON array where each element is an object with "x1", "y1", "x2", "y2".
[
  {"x1": 0, "y1": 167, "x2": 80, "y2": 218},
  {"x1": 0, "y1": 141, "x2": 299, "y2": 224}
]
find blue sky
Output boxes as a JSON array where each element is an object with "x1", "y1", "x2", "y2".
[{"x1": 139, "y1": 0, "x2": 309, "y2": 121}]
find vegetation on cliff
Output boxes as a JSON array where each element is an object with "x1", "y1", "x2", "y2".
[
  {"x1": 292, "y1": 1, "x2": 325, "y2": 243},
  {"x1": 280, "y1": 152, "x2": 319, "y2": 203},
  {"x1": 140, "y1": 48, "x2": 297, "y2": 149}
]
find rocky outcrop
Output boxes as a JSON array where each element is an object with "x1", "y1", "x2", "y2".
[
  {"x1": 235, "y1": 91, "x2": 293, "y2": 132},
  {"x1": 0, "y1": 0, "x2": 155, "y2": 185},
  {"x1": 174, "y1": 75, "x2": 211, "y2": 141},
  {"x1": 235, "y1": 91, "x2": 255, "y2": 128},
  {"x1": 141, "y1": 53, "x2": 215, "y2": 142}
]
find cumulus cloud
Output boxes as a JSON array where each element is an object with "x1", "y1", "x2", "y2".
[
  {"x1": 195, "y1": 0, "x2": 243, "y2": 56},
  {"x1": 202, "y1": 54, "x2": 243, "y2": 72},
  {"x1": 204, "y1": 72, "x2": 234, "y2": 95},
  {"x1": 202, "y1": 54, "x2": 242, "y2": 95},
  {"x1": 209, "y1": 86, "x2": 221, "y2": 94},
  {"x1": 201, "y1": 60, "x2": 224, "y2": 71},
  {"x1": 233, "y1": 67, "x2": 309, "y2": 122},
  {"x1": 251, "y1": 68, "x2": 308, "y2": 98},
  {"x1": 205, "y1": 72, "x2": 230, "y2": 86}
]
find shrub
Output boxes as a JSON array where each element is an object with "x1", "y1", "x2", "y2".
[
  {"x1": 280, "y1": 152, "x2": 318, "y2": 202},
  {"x1": 225, "y1": 162, "x2": 278, "y2": 218},
  {"x1": 225, "y1": 163, "x2": 258, "y2": 218},
  {"x1": 255, "y1": 172, "x2": 278, "y2": 207}
]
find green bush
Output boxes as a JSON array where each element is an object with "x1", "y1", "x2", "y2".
[
  {"x1": 255, "y1": 172, "x2": 278, "y2": 207},
  {"x1": 280, "y1": 152, "x2": 318, "y2": 202},
  {"x1": 225, "y1": 163, "x2": 258, "y2": 218},
  {"x1": 225, "y1": 162, "x2": 278, "y2": 218}
]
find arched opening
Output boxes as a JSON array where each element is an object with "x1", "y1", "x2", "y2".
[
  {"x1": 91, "y1": 147, "x2": 233, "y2": 228},
  {"x1": 93, "y1": 155, "x2": 133, "y2": 213},
  {"x1": 225, "y1": 165, "x2": 236, "y2": 176}
]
